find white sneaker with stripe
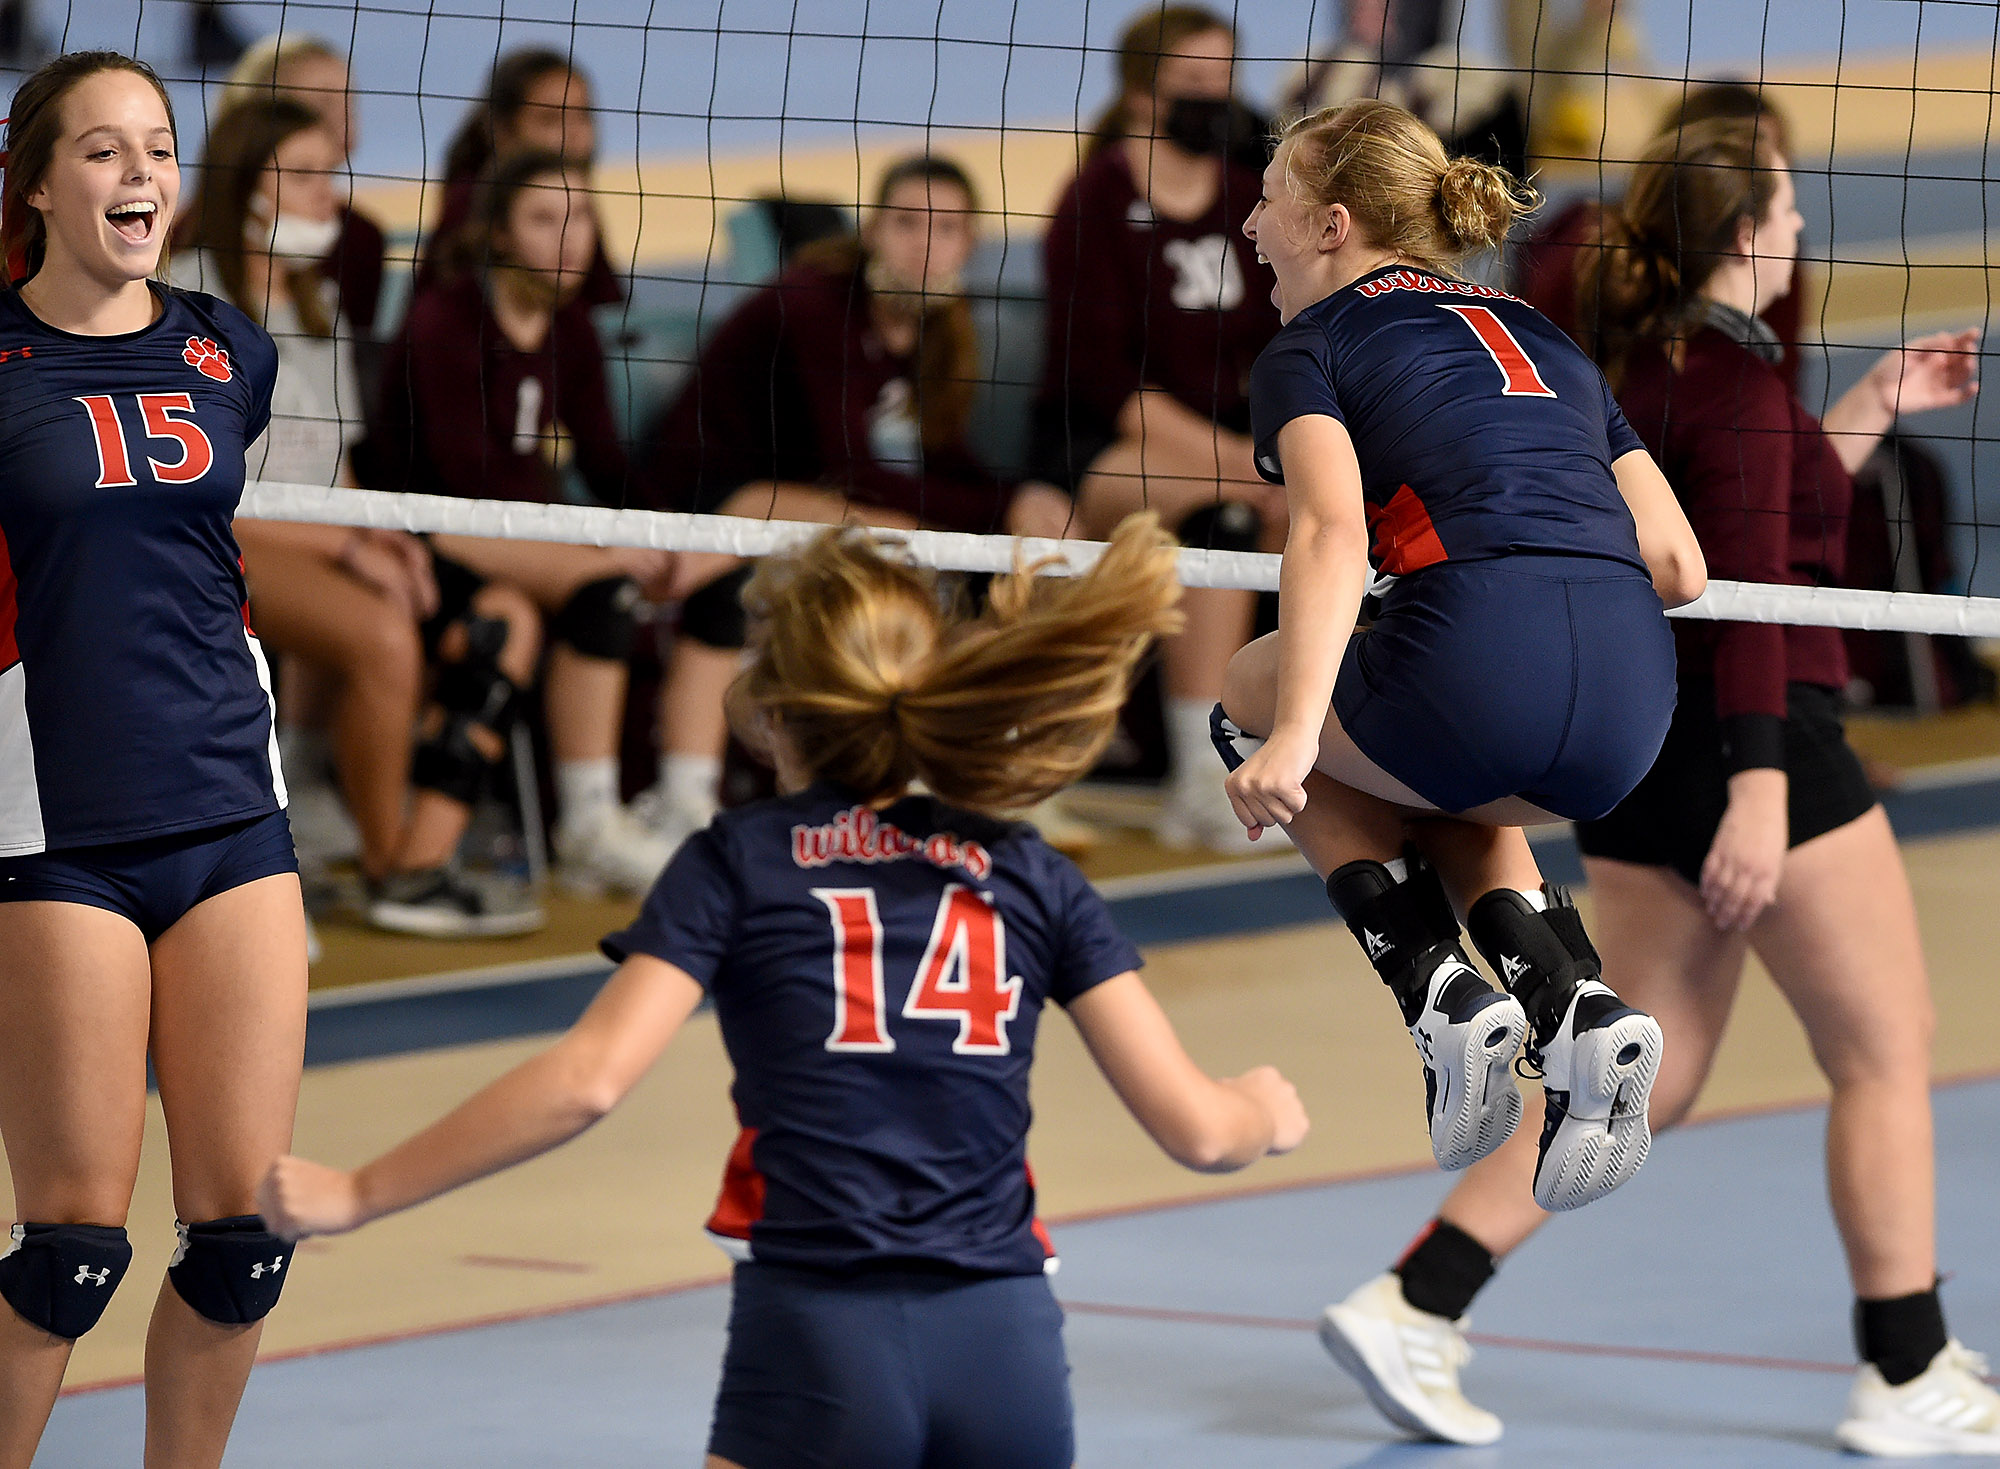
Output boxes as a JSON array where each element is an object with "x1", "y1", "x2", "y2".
[
  {"x1": 1837, "y1": 1342, "x2": 2000, "y2": 1457},
  {"x1": 1318, "y1": 1273, "x2": 1502, "y2": 1446}
]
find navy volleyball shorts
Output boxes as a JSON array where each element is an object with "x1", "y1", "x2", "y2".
[
  {"x1": 0, "y1": 810, "x2": 298, "y2": 942},
  {"x1": 708, "y1": 1261, "x2": 1073, "y2": 1469},
  {"x1": 1333, "y1": 555, "x2": 1677, "y2": 821}
]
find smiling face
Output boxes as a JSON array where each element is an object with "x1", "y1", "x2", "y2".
[
  {"x1": 1244, "y1": 140, "x2": 1338, "y2": 321},
  {"x1": 864, "y1": 175, "x2": 976, "y2": 296},
  {"x1": 27, "y1": 67, "x2": 180, "y2": 288}
]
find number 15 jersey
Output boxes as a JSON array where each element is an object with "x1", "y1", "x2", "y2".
[
  {"x1": 0, "y1": 284, "x2": 283, "y2": 855},
  {"x1": 602, "y1": 783, "x2": 1143, "y2": 1277}
]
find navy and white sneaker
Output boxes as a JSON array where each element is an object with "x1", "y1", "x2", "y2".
[
  {"x1": 1521, "y1": 980, "x2": 1661, "y2": 1211},
  {"x1": 1410, "y1": 960, "x2": 1528, "y2": 1172}
]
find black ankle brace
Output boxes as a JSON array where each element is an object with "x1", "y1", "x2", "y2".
[
  {"x1": 1856, "y1": 1285, "x2": 1948, "y2": 1387},
  {"x1": 1395, "y1": 1218, "x2": 1497, "y2": 1322},
  {"x1": 1466, "y1": 886, "x2": 1601, "y2": 1045},
  {"x1": 1325, "y1": 854, "x2": 1469, "y2": 1026}
]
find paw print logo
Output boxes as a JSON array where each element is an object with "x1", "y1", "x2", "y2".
[{"x1": 183, "y1": 336, "x2": 232, "y2": 383}]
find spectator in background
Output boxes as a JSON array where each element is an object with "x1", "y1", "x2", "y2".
[
  {"x1": 216, "y1": 33, "x2": 390, "y2": 335},
  {"x1": 1518, "y1": 82, "x2": 1803, "y2": 387},
  {"x1": 363, "y1": 148, "x2": 723, "y2": 897},
  {"x1": 1502, "y1": 0, "x2": 1643, "y2": 164},
  {"x1": 1035, "y1": 4, "x2": 1281, "y2": 853},
  {"x1": 175, "y1": 98, "x2": 544, "y2": 936},
  {"x1": 1285, "y1": 0, "x2": 1526, "y2": 176},
  {"x1": 417, "y1": 47, "x2": 621, "y2": 309},
  {"x1": 634, "y1": 154, "x2": 1079, "y2": 848}
]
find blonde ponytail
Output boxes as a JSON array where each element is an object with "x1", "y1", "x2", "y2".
[{"x1": 735, "y1": 516, "x2": 1185, "y2": 815}]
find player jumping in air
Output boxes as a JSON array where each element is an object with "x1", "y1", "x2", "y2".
[{"x1": 1217, "y1": 100, "x2": 1707, "y2": 1211}]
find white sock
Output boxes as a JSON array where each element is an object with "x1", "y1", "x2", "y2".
[
  {"x1": 278, "y1": 725, "x2": 333, "y2": 785},
  {"x1": 1516, "y1": 888, "x2": 1549, "y2": 912},
  {"x1": 658, "y1": 752, "x2": 721, "y2": 820},
  {"x1": 1383, "y1": 857, "x2": 1409, "y2": 883},
  {"x1": 556, "y1": 758, "x2": 620, "y2": 829},
  {"x1": 1166, "y1": 698, "x2": 1220, "y2": 793}
]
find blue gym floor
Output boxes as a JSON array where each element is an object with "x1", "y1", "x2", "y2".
[{"x1": 43, "y1": 1077, "x2": 2000, "y2": 1466}]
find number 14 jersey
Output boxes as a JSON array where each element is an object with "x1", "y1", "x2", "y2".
[
  {"x1": 0, "y1": 285, "x2": 282, "y2": 855},
  {"x1": 602, "y1": 783, "x2": 1143, "y2": 1276}
]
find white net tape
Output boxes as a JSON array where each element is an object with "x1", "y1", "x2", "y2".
[{"x1": 240, "y1": 483, "x2": 2000, "y2": 639}]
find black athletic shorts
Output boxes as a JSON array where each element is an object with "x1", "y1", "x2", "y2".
[{"x1": 1575, "y1": 679, "x2": 1879, "y2": 886}]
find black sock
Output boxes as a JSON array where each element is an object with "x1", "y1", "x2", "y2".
[
  {"x1": 1394, "y1": 1218, "x2": 1496, "y2": 1321},
  {"x1": 1856, "y1": 1285, "x2": 1948, "y2": 1386}
]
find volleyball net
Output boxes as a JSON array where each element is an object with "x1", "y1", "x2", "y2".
[{"x1": 15, "y1": 2, "x2": 2000, "y2": 651}]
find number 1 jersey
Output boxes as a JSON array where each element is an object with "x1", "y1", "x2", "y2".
[
  {"x1": 603, "y1": 783, "x2": 1143, "y2": 1276},
  {"x1": 0, "y1": 284, "x2": 283, "y2": 854}
]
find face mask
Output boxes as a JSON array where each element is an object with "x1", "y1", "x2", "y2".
[
  {"x1": 1161, "y1": 96, "x2": 1235, "y2": 157},
  {"x1": 247, "y1": 198, "x2": 340, "y2": 261}
]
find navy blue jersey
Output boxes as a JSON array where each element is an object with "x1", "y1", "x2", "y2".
[
  {"x1": 603, "y1": 784, "x2": 1142, "y2": 1276},
  {"x1": 1250, "y1": 266, "x2": 1647, "y2": 577},
  {"x1": 0, "y1": 284, "x2": 283, "y2": 855}
]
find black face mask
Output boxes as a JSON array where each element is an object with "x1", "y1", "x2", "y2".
[{"x1": 1160, "y1": 96, "x2": 1235, "y2": 157}]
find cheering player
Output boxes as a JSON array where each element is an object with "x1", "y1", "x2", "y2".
[
  {"x1": 258, "y1": 515, "x2": 1308, "y2": 1469},
  {"x1": 1218, "y1": 100, "x2": 1706, "y2": 1209},
  {"x1": 0, "y1": 52, "x2": 303, "y2": 1466}
]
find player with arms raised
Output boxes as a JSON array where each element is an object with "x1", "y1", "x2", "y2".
[
  {"x1": 259, "y1": 515, "x2": 1308, "y2": 1469},
  {"x1": 0, "y1": 52, "x2": 305, "y2": 1469},
  {"x1": 1217, "y1": 100, "x2": 1706, "y2": 1211}
]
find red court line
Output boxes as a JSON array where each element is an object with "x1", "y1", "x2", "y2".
[
  {"x1": 458, "y1": 1254, "x2": 596, "y2": 1275},
  {"x1": 1058, "y1": 1300, "x2": 1857, "y2": 1377},
  {"x1": 55, "y1": 1065, "x2": 2000, "y2": 1397}
]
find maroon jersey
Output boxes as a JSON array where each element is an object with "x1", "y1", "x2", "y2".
[
  {"x1": 360, "y1": 274, "x2": 628, "y2": 505},
  {"x1": 637, "y1": 258, "x2": 1015, "y2": 532},
  {"x1": 322, "y1": 204, "x2": 387, "y2": 336},
  {"x1": 1035, "y1": 144, "x2": 1279, "y2": 480},
  {"x1": 1617, "y1": 328, "x2": 1851, "y2": 769}
]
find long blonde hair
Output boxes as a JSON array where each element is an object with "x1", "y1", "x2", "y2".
[
  {"x1": 734, "y1": 516, "x2": 1184, "y2": 814},
  {"x1": 1279, "y1": 99, "x2": 1538, "y2": 273}
]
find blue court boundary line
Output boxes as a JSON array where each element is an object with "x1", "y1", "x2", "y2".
[{"x1": 301, "y1": 766, "x2": 2000, "y2": 1068}]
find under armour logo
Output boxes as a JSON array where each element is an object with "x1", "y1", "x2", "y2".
[
  {"x1": 1500, "y1": 954, "x2": 1531, "y2": 985},
  {"x1": 249, "y1": 1256, "x2": 285, "y2": 1279},
  {"x1": 1361, "y1": 928, "x2": 1391, "y2": 960},
  {"x1": 74, "y1": 1265, "x2": 110, "y2": 1286}
]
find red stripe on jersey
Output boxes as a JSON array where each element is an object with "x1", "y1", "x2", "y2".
[
  {"x1": 238, "y1": 554, "x2": 255, "y2": 634},
  {"x1": 1025, "y1": 1162, "x2": 1055, "y2": 1260},
  {"x1": 1366, "y1": 484, "x2": 1448, "y2": 575},
  {"x1": 0, "y1": 522, "x2": 16, "y2": 671},
  {"x1": 705, "y1": 1126, "x2": 767, "y2": 1243}
]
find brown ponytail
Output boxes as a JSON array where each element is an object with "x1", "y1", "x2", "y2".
[
  {"x1": 734, "y1": 515, "x2": 1184, "y2": 814},
  {"x1": 1280, "y1": 100, "x2": 1538, "y2": 273},
  {"x1": 1578, "y1": 115, "x2": 1780, "y2": 383}
]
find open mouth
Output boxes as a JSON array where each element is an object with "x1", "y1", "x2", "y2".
[{"x1": 106, "y1": 201, "x2": 158, "y2": 244}]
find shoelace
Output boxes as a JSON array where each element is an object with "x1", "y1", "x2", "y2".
[{"x1": 1944, "y1": 1342, "x2": 1994, "y2": 1382}]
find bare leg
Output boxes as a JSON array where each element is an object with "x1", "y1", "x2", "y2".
[
  {"x1": 0, "y1": 903, "x2": 150, "y2": 1469},
  {"x1": 244, "y1": 544, "x2": 424, "y2": 879},
  {"x1": 143, "y1": 875, "x2": 308, "y2": 1469},
  {"x1": 1750, "y1": 808, "x2": 1937, "y2": 1298}
]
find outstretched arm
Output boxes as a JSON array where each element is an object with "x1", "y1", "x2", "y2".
[
  {"x1": 258, "y1": 956, "x2": 706, "y2": 1239},
  {"x1": 1821, "y1": 328, "x2": 1981, "y2": 474},
  {"x1": 1067, "y1": 972, "x2": 1308, "y2": 1173}
]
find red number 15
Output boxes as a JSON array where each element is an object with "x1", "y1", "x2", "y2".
[{"x1": 76, "y1": 393, "x2": 215, "y2": 488}]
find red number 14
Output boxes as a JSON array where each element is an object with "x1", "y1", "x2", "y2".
[{"x1": 815, "y1": 885, "x2": 1023, "y2": 1056}]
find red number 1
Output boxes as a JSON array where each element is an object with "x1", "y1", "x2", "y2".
[{"x1": 1440, "y1": 304, "x2": 1557, "y2": 398}]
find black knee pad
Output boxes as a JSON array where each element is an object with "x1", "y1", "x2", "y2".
[
  {"x1": 550, "y1": 576, "x2": 642, "y2": 660},
  {"x1": 1175, "y1": 500, "x2": 1263, "y2": 554},
  {"x1": 167, "y1": 1216, "x2": 294, "y2": 1325},
  {"x1": 1466, "y1": 884, "x2": 1601, "y2": 1042},
  {"x1": 0, "y1": 1222, "x2": 133, "y2": 1339},
  {"x1": 679, "y1": 566, "x2": 752, "y2": 651},
  {"x1": 414, "y1": 616, "x2": 524, "y2": 804}
]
